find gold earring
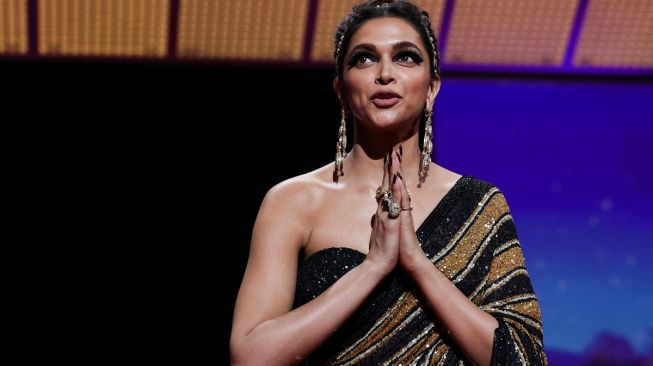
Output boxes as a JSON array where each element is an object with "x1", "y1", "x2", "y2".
[
  {"x1": 335, "y1": 107, "x2": 347, "y2": 177},
  {"x1": 419, "y1": 108, "x2": 433, "y2": 184}
]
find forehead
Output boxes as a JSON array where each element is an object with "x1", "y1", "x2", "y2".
[{"x1": 348, "y1": 17, "x2": 425, "y2": 51}]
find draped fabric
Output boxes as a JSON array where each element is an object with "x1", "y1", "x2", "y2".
[{"x1": 294, "y1": 176, "x2": 547, "y2": 365}]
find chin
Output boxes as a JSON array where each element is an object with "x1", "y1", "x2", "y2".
[
  {"x1": 367, "y1": 117, "x2": 409, "y2": 132},
  {"x1": 371, "y1": 111, "x2": 409, "y2": 126}
]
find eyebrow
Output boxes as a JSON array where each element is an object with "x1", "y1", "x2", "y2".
[{"x1": 348, "y1": 41, "x2": 423, "y2": 55}]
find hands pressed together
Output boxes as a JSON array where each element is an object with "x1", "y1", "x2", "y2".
[{"x1": 366, "y1": 146, "x2": 427, "y2": 277}]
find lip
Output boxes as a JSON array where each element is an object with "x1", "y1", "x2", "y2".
[
  {"x1": 370, "y1": 91, "x2": 401, "y2": 108},
  {"x1": 371, "y1": 97, "x2": 400, "y2": 108}
]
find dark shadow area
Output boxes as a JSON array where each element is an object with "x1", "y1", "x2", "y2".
[{"x1": 17, "y1": 59, "x2": 339, "y2": 363}]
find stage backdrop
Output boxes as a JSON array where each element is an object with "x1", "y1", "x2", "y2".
[
  {"x1": 435, "y1": 77, "x2": 653, "y2": 364},
  {"x1": 18, "y1": 60, "x2": 652, "y2": 364}
]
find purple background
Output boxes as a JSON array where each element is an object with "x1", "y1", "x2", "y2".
[{"x1": 436, "y1": 76, "x2": 653, "y2": 361}]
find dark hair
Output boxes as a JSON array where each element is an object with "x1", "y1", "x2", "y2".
[{"x1": 333, "y1": 0, "x2": 441, "y2": 81}]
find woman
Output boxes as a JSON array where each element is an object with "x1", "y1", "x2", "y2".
[{"x1": 230, "y1": 1, "x2": 546, "y2": 365}]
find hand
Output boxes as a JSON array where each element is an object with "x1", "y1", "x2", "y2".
[
  {"x1": 364, "y1": 152, "x2": 400, "y2": 277},
  {"x1": 393, "y1": 148, "x2": 428, "y2": 274}
]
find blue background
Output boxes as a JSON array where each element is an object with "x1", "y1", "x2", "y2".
[{"x1": 436, "y1": 77, "x2": 653, "y2": 358}]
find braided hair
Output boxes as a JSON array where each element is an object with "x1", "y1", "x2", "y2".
[{"x1": 333, "y1": 0, "x2": 441, "y2": 81}]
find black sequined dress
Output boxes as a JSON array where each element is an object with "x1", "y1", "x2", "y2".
[{"x1": 293, "y1": 175, "x2": 547, "y2": 365}]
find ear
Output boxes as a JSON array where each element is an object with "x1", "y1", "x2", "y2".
[
  {"x1": 333, "y1": 78, "x2": 343, "y2": 100},
  {"x1": 333, "y1": 78, "x2": 347, "y2": 108},
  {"x1": 426, "y1": 75, "x2": 441, "y2": 110}
]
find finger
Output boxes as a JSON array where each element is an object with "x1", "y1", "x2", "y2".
[
  {"x1": 387, "y1": 152, "x2": 393, "y2": 183},
  {"x1": 381, "y1": 149, "x2": 400, "y2": 220},
  {"x1": 376, "y1": 153, "x2": 390, "y2": 217},
  {"x1": 397, "y1": 170, "x2": 415, "y2": 228},
  {"x1": 382, "y1": 152, "x2": 389, "y2": 189},
  {"x1": 390, "y1": 149, "x2": 401, "y2": 204}
]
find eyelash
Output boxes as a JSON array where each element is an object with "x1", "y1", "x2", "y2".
[{"x1": 347, "y1": 51, "x2": 424, "y2": 67}]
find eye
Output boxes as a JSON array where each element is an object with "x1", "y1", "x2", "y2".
[
  {"x1": 395, "y1": 51, "x2": 423, "y2": 64},
  {"x1": 348, "y1": 52, "x2": 376, "y2": 67}
]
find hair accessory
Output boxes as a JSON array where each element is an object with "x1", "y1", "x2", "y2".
[
  {"x1": 335, "y1": 1, "x2": 440, "y2": 78},
  {"x1": 423, "y1": 25, "x2": 438, "y2": 75},
  {"x1": 335, "y1": 34, "x2": 345, "y2": 67}
]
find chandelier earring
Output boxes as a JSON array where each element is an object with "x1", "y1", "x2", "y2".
[
  {"x1": 419, "y1": 108, "x2": 434, "y2": 184},
  {"x1": 335, "y1": 106, "x2": 348, "y2": 177}
]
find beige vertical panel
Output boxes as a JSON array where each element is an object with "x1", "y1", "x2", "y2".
[
  {"x1": 177, "y1": 0, "x2": 309, "y2": 61},
  {"x1": 412, "y1": 0, "x2": 447, "y2": 37},
  {"x1": 310, "y1": 0, "x2": 358, "y2": 62},
  {"x1": 0, "y1": 0, "x2": 28, "y2": 54},
  {"x1": 574, "y1": 0, "x2": 653, "y2": 68},
  {"x1": 445, "y1": 0, "x2": 578, "y2": 66},
  {"x1": 38, "y1": 0, "x2": 169, "y2": 57}
]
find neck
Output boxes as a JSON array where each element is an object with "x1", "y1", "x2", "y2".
[{"x1": 345, "y1": 129, "x2": 424, "y2": 190}]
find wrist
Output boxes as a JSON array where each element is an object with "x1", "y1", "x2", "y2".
[
  {"x1": 361, "y1": 257, "x2": 394, "y2": 280},
  {"x1": 401, "y1": 248, "x2": 431, "y2": 276}
]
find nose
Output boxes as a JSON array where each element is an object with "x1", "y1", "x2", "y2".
[{"x1": 375, "y1": 57, "x2": 395, "y2": 85}]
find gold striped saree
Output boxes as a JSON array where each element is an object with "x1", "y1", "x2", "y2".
[{"x1": 294, "y1": 175, "x2": 547, "y2": 365}]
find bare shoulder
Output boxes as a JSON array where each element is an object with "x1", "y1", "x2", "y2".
[
  {"x1": 431, "y1": 163, "x2": 464, "y2": 189},
  {"x1": 261, "y1": 163, "x2": 333, "y2": 214},
  {"x1": 231, "y1": 163, "x2": 336, "y2": 346},
  {"x1": 255, "y1": 162, "x2": 334, "y2": 245}
]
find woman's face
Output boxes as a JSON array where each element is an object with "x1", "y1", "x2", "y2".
[{"x1": 337, "y1": 17, "x2": 439, "y2": 132}]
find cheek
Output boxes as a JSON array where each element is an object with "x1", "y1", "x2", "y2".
[
  {"x1": 345, "y1": 75, "x2": 366, "y2": 99},
  {"x1": 403, "y1": 76, "x2": 430, "y2": 107},
  {"x1": 344, "y1": 76, "x2": 371, "y2": 107}
]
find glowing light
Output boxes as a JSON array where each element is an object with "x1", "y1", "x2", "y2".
[
  {"x1": 177, "y1": 0, "x2": 309, "y2": 61},
  {"x1": 445, "y1": 0, "x2": 579, "y2": 66},
  {"x1": 310, "y1": 0, "x2": 446, "y2": 62},
  {"x1": 0, "y1": 0, "x2": 28, "y2": 55},
  {"x1": 38, "y1": 0, "x2": 170, "y2": 57},
  {"x1": 574, "y1": 0, "x2": 653, "y2": 68}
]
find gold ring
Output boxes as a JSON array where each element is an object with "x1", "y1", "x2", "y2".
[
  {"x1": 375, "y1": 186, "x2": 392, "y2": 202},
  {"x1": 388, "y1": 201, "x2": 401, "y2": 218}
]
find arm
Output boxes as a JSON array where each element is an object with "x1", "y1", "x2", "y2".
[
  {"x1": 404, "y1": 253, "x2": 499, "y2": 366},
  {"x1": 476, "y1": 199, "x2": 547, "y2": 366},
  {"x1": 229, "y1": 181, "x2": 391, "y2": 366},
  {"x1": 398, "y1": 179, "x2": 545, "y2": 365},
  {"x1": 391, "y1": 153, "x2": 498, "y2": 365}
]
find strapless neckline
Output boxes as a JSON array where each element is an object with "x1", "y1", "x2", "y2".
[{"x1": 300, "y1": 175, "x2": 470, "y2": 263}]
